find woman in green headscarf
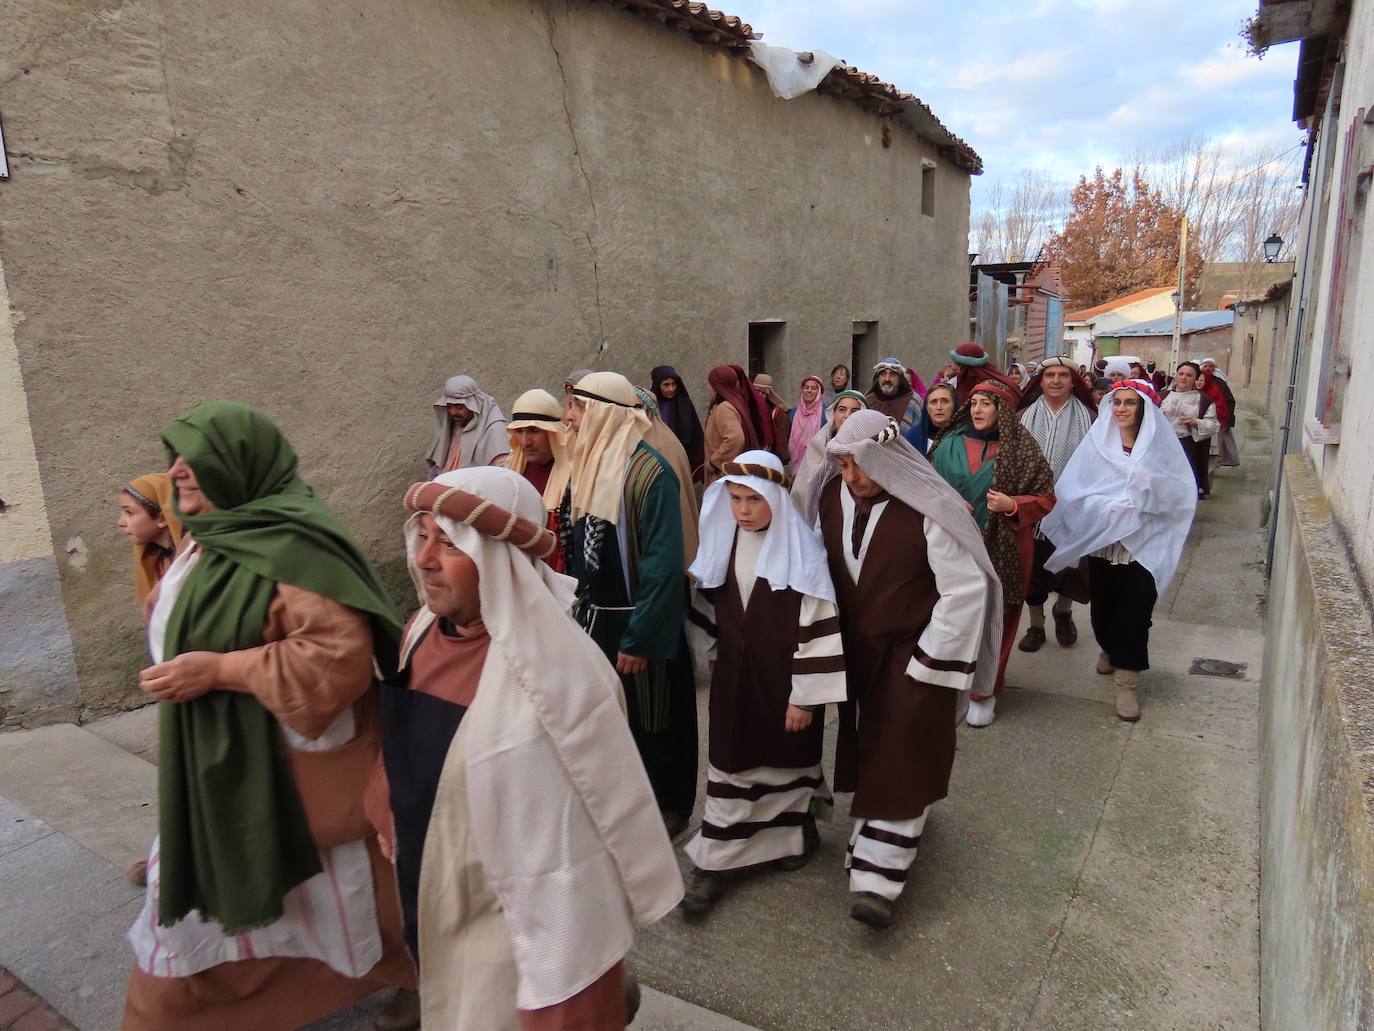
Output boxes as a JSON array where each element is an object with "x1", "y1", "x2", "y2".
[
  {"x1": 123, "y1": 402, "x2": 415, "y2": 1031},
  {"x1": 930, "y1": 381, "x2": 1056, "y2": 730}
]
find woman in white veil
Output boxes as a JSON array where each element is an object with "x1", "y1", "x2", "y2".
[{"x1": 1040, "y1": 379, "x2": 1197, "y2": 723}]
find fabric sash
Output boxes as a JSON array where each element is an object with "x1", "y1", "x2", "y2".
[{"x1": 932, "y1": 428, "x2": 996, "y2": 529}]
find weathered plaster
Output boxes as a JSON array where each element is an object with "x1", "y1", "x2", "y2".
[
  {"x1": 0, "y1": 248, "x2": 79, "y2": 725},
  {"x1": 0, "y1": 0, "x2": 972, "y2": 717},
  {"x1": 1261, "y1": 454, "x2": 1374, "y2": 1030}
]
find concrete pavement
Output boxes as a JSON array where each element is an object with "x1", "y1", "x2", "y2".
[{"x1": 0, "y1": 410, "x2": 1266, "y2": 1029}]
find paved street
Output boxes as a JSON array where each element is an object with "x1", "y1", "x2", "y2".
[{"x1": 0, "y1": 405, "x2": 1266, "y2": 1030}]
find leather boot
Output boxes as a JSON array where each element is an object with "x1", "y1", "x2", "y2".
[{"x1": 1113, "y1": 669, "x2": 1141, "y2": 722}]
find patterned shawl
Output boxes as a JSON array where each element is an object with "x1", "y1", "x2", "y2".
[
  {"x1": 1019, "y1": 394, "x2": 1096, "y2": 481},
  {"x1": 932, "y1": 387, "x2": 1055, "y2": 608}
]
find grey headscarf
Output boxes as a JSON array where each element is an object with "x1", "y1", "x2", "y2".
[
  {"x1": 805, "y1": 408, "x2": 1004, "y2": 700},
  {"x1": 426, "y1": 375, "x2": 510, "y2": 470}
]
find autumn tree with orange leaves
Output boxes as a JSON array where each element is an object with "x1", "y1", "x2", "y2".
[{"x1": 1044, "y1": 166, "x2": 1204, "y2": 310}]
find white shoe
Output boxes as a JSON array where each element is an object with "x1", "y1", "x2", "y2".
[{"x1": 966, "y1": 696, "x2": 996, "y2": 727}]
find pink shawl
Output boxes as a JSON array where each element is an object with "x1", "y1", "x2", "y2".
[{"x1": 788, "y1": 375, "x2": 825, "y2": 467}]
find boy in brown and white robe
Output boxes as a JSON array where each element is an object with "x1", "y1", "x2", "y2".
[
  {"x1": 681, "y1": 450, "x2": 846, "y2": 914},
  {"x1": 804, "y1": 411, "x2": 1002, "y2": 929}
]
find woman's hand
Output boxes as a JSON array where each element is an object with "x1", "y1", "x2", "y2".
[
  {"x1": 784, "y1": 705, "x2": 813, "y2": 732},
  {"x1": 986, "y1": 490, "x2": 1016, "y2": 514},
  {"x1": 139, "y1": 652, "x2": 223, "y2": 703},
  {"x1": 616, "y1": 652, "x2": 648, "y2": 675}
]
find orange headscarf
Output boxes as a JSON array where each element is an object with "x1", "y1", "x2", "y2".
[{"x1": 124, "y1": 473, "x2": 183, "y2": 604}]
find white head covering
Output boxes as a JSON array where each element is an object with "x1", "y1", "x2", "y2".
[
  {"x1": 1102, "y1": 356, "x2": 1133, "y2": 378},
  {"x1": 1040, "y1": 383, "x2": 1198, "y2": 591},
  {"x1": 504, "y1": 388, "x2": 573, "y2": 511},
  {"x1": 805, "y1": 409, "x2": 1004, "y2": 700},
  {"x1": 401, "y1": 466, "x2": 682, "y2": 1009},
  {"x1": 427, "y1": 375, "x2": 510, "y2": 469},
  {"x1": 691, "y1": 450, "x2": 835, "y2": 603},
  {"x1": 569, "y1": 372, "x2": 650, "y2": 524},
  {"x1": 1194, "y1": 356, "x2": 1228, "y2": 380}
]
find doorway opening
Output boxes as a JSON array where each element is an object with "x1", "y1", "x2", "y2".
[
  {"x1": 748, "y1": 321, "x2": 786, "y2": 379},
  {"x1": 851, "y1": 321, "x2": 880, "y2": 383}
]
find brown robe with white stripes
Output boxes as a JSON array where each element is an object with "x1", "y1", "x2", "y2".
[{"x1": 819, "y1": 478, "x2": 958, "y2": 821}]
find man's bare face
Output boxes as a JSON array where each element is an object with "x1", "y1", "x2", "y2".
[
  {"x1": 514, "y1": 427, "x2": 553, "y2": 465},
  {"x1": 447, "y1": 403, "x2": 474, "y2": 427},
  {"x1": 566, "y1": 397, "x2": 586, "y2": 433},
  {"x1": 414, "y1": 514, "x2": 482, "y2": 624},
  {"x1": 838, "y1": 455, "x2": 882, "y2": 498},
  {"x1": 877, "y1": 369, "x2": 903, "y2": 397},
  {"x1": 1041, "y1": 366, "x2": 1074, "y2": 402}
]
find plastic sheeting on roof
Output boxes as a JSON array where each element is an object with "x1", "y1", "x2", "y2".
[{"x1": 747, "y1": 42, "x2": 841, "y2": 99}]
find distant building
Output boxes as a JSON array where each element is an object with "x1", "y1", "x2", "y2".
[
  {"x1": 1093, "y1": 310, "x2": 1235, "y2": 371},
  {"x1": 1225, "y1": 279, "x2": 1292, "y2": 390},
  {"x1": 969, "y1": 255, "x2": 1064, "y2": 368},
  {"x1": 1063, "y1": 286, "x2": 1176, "y2": 368},
  {"x1": 1196, "y1": 259, "x2": 1296, "y2": 310}
]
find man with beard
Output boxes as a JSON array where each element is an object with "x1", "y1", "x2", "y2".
[
  {"x1": 1016, "y1": 357, "x2": 1098, "y2": 652},
  {"x1": 425, "y1": 375, "x2": 509, "y2": 477},
  {"x1": 566, "y1": 372, "x2": 698, "y2": 837},
  {"x1": 504, "y1": 388, "x2": 574, "y2": 573},
  {"x1": 864, "y1": 358, "x2": 924, "y2": 445}
]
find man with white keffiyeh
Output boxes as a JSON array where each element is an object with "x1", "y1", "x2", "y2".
[
  {"x1": 804, "y1": 410, "x2": 1000, "y2": 930},
  {"x1": 1015, "y1": 356, "x2": 1098, "y2": 653}
]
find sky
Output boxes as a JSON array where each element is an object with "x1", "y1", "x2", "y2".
[{"x1": 719, "y1": 0, "x2": 1304, "y2": 213}]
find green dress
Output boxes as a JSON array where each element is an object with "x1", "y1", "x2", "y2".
[{"x1": 571, "y1": 442, "x2": 698, "y2": 820}]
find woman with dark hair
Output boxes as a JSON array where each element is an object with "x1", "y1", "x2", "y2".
[
  {"x1": 650, "y1": 365, "x2": 705, "y2": 481},
  {"x1": 930, "y1": 380, "x2": 1055, "y2": 727},
  {"x1": 1161, "y1": 362, "x2": 1220, "y2": 498},
  {"x1": 1040, "y1": 379, "x2": 1198, "y2": 721}
]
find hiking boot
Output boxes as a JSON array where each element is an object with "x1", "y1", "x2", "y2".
[
  {"x1": 1114, "y1": 669, "x2": 1141, "y2": 722},
  {"x1": 679, "y1": 867, "x2": 727, "y2": 915},
  {"x1": 849, "y1": 892, "x2": 894, "y2": 929},
  {"x1": 375, "y1": 988, "x2": 420, "y2": 1031},
  {"x1": 1053, "y1": 611, "x2": 1078, "y2": 647},
  {"x1": 775, "y1": 817, "x2": 820, "y2": 871},
  {"x1": 1096, "y1": 652, "x2": 1115, "y2": 675},
  {"x1": 1017, "y1": 625, "x2": 1046, "y2": 652}
]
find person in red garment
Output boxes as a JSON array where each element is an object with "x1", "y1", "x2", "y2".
[
  {"x1": 929, "y1": 380, "x2": 1056, "y2": 728},
  {"x1": 504, "y1": 388, "x2": 574, "y2": 572}
]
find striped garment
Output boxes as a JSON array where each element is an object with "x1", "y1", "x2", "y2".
[
  {"x1": 1020, "y1": 396, "x2": 1094, "y2": 542},
  {"x1": 846, "y1": 806, "x2": 930, "y2": 901},
  {"x1": 684, "y1": 575, "x2": 846, "y2": 871}
]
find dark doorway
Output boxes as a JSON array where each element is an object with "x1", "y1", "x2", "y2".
[
  {"x1": 851, "y1": 320, "x2": 880, "y2": 383},
  {"x1": 748, "y1": 321, "x2": 786, "y2": 379}
]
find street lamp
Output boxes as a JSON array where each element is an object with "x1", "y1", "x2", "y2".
[
  {"x1": 1171, "y1": 290, "x2": 1180, "y2": 309},
  {"x1": 1235, "y1": 301, "x2": 1249, "y2": 316},
  {"x1": 1263, "y1": 233, "x2": 1283, "y2": 262}
]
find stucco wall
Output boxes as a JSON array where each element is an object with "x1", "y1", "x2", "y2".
[
  {"x1": 0, "y1": 0, "x2": 972, "y2": 718},
  {"x1": 1230, "y1": 297, "x2": 1287, "y2": 396},
  {"x1": 0, "y1": 249, "x2": 80, "y2": 727},
  {"x1": 1261, "y1": 455, "x2": 1374, "y2": 1030}
]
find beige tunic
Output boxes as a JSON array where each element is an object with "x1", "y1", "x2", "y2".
[{"x1": 703, "y1": 402, "x2": 746, "y2": 485}]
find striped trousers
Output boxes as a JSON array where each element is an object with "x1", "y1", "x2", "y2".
[
  {"x1": 845, "y1": 805, "x2": 930, "y2": 901},
  {"x1": 685, "y1": 764, "x2": 831, "y2": 872}
]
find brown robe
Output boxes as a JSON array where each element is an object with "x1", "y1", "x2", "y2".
[
  {"x1": 818, "y1": 478, "x2": 956, "y2": 821},
  {"x1": 698, "y1": 545, "x2": 824, "y2": 774},
  {"x1": 123, "y1": 584, "x2": 414, "y2": 1031},
  {"x1": 703, "y1": 402, "x2": 746, "y2": 485}
]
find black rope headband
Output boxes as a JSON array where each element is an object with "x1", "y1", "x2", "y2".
[
  {"x1": 721, "y1": 462, "x2": 786, "y2": 485},
  {"x1": 510, "y1": 411, "x2": 562, "y2": 424},
  {"x1": 571, "y1": 387, "x2": 636, "y2": 408}
]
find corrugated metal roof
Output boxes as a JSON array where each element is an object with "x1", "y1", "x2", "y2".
[
  {"x1": 1107, "y1": 310, "x2": 1235, "y2": 337},
  {"x1": 595, "y1": 0, "x2": 983, "y2": 173}
]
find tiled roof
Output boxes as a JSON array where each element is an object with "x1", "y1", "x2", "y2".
[
  {"x1": 1065, "y1": 286, "x2": 1175, "y2": 324},
  {"x1": 1107, "y1": 310, "x2": 1235, "y2": 337},
  {"x1": 597, "y1": 0, "x2": 983, "y2": 173}
]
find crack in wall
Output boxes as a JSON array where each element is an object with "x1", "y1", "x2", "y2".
[{"x1": 543, "y1": 1, "x2": 607, "y2": 353}]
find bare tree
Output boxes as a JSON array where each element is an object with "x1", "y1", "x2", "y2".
[
  {"x1": 1230, "y1": 144, "x2": 1302, "y2": 292},
  {"x1": 973, "y1": 169, "x2": 1063, "y2": 263}
]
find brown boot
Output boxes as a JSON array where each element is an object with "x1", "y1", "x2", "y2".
[
  {"x1": 1096, "y1": 652, "x2": 1115, "y2": 675},
  {"x1": 375, "y1": 988, "x2": 420, "y2": 1031},
  {"x1": 1113, "y1": 669, "x2": 1141, "y2": 722},
  {"x1": 128, "y1": 860, "x2": 149, "y2": 887}
]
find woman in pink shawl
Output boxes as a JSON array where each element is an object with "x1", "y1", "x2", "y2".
[{"x1": 786, "y1": 375, "x2": 826, "y2": 473}]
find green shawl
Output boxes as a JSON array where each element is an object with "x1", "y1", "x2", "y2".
[
  {"x1": 932, "y1": 426, "x2": 997, "y2": 530},
  {"x1": 157, "y1": 401, "x2": 402, "y2": 932}
]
